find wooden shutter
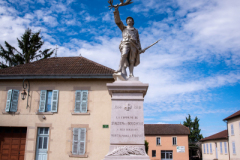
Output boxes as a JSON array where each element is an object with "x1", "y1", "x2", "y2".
[
  {"x1": 39, "y1": 90, "x2": 47, "y2": 112},
  {"x1": 72, "y1": 128, "x2": 79, "y2": 155},
  {"x1": 220, "y1": 142, "x2": 222, "y2": 154},
  {"x1": 207, "y1": 144, "x2": 208, "y2": 153},
  {"x1": 10, "y1": 90, "x2": 19, "y2": 112},
  {"x1": 232, "y1": 142, "x2": 236, "y2": 154},
  {"x1": 75, "y1": 91, "x2": 82, "y2": 112},
  {"x1": 203, "y1": 144, "x2": 205, "y2": 154},
  {"x1": 224, "y1": 142, "x2": 227, "y2": 154},
  {"x1": 231, "y1": 124, "x2": 234, "y2": 135},
  {"x1": 81, "y1": 90, "x2": 88, "y2": 113},
  {"x1": 79, "y1": 128, "x2": 86, "y2": 155},
  {"x1": 51, "y1": 90, "x2": 59, "y2": 112},
  {"x1": 210, "y1": 143, "x2": 212, "y2": 153},
  {"x1": 5, "y1": 89, "x2": 12, "y2": 112}
]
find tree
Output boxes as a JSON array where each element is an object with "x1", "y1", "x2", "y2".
[
  {"x1": 183, "y1": 114, "x2": 204, "y2": 160},
  {"x1": 144, "y1": 140, "x2": 149, "y2": 154},
  {"x1": 0, "y1": 28, "x2": 54, "y2": 68},
  {"x1": 183, "y1": 114, "x2": 203, "y2": 143}
]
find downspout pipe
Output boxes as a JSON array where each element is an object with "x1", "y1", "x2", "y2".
[{"x1": 224, "y1": 120, "x2": 230, "y2": 160}]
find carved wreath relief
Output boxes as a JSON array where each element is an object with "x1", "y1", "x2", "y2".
[{"x1": 107, "y1": 146, "x2": 145, "y2": 156}]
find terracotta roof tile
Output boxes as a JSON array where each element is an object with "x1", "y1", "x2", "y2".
[
  {"x1": 0, "y1": 57, "x2": 114, "y2": 77},
  {"x1": 223, "y1": 110, "x2": 240, "y2": 121},
  {"x1": 200, "y1": 130, "x2": 228, "y2": 142},
  {"x1": 144, "y1": 124, "x2": 190, "y2": 135}
]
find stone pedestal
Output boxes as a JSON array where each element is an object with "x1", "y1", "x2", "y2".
[{"x1": 104, "y1": 78, "x2": 150, "y2": 160}]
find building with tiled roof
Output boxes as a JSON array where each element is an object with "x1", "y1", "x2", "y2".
[
  {"x1": 0, "y1": 57, "x2": 114, "y2": 79},
  {"x1": 200, "y1": 110, "x2": 240, "y2": 160},
  {"x1": 223, "y1": 110, "x2": 240, "y2": 160},
  {"x1": 0, "y1": 57, "x2": 114, "y2": 160},
  {"x1": 144, "y1": 124, "x2": 190, "y2": 160},
  {"x1": 200, "y1": 130, "x2": 229, "y2": 160},
  {"x1": 223, "y1": 110, "x2": 240, "y2": 121},
  {"x1": 200, "y1": 130, "x2": 228, "y2": 142}
]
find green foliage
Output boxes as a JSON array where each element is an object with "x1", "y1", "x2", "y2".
[
  {"x1": 145, "y1": 140, "x2": 149, "y2": 154},
  {"x1": 183, "y1": 114, "x2": 203, "y2": 143},
  {"x1": 0, "y1": 28, "x2": 54, "y2": 68}
]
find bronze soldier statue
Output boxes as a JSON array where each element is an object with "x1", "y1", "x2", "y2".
[
  {"x1": 109, "y1": 0, "x2": 160, "y2": 79},
  {"x1": 113, "y1": 7, "x2": 143, "y2": 78}
]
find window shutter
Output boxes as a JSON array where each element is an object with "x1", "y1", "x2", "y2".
[
  {"x1": 224, "y1": 142, "x2": 227, "y2": 154},
  {"x1": 5, "y1": 89, "x2": 12, "y2": 112},
  {"x1": 231, "y1": 124, "x2": 234, "y2": 135},
  {"x1": 220, "y1": 142, "x2": 222, "y2": 154},
  {"x1": 10, "y1": 90, "x2": 19, "y2": 112},
  {"x1": 232, "y1": 142, "x2": 236, "y2": 154},
  {"x1": 203, "y1": 144, "x2": 205, "y2": 154},
  {"x1": 51, "y1": 90, "x2": 59, "y2": 112},
  {"x1": 80, "y1": 90, "x2": 88, "y2": 113},
  {"x1": 39, "y1": 90, "x2": 47, "y2": 112},
  {"x1": 79, "y1": 128, "x2": 86, "y2": 155},
  {"x1": 75, "y1": 91, "x2": 82, "y2": 112},
  {"x1": 72, "y1": 128, "x2": 79, "y2": 155},
  {"x1": 210, "y1": 143, "x2": 212, "y2": 153},
  {"x1": 207, "y1": 144, "x2": 209, "y2": 153}
]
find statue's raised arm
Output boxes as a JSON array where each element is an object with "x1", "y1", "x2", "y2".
[{"x1": 113, "y1": 8, "x2": 125, "y2": 32}]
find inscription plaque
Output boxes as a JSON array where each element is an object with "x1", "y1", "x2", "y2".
[{"x1": 110, "y1": 102, "x2": 144, "y2": 144}]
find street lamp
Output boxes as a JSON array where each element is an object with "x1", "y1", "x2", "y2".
[
  {"x1": 21, "y1": 89, "x2": 27, "y2": 100},
  {"x1": 22, "y1": 79, "x2": 30, "y2": 108}
]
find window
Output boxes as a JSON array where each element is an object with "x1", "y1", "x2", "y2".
[
  {"x1": 39, "y1": 90, "x2": 59, "y2": 112},
  {"x1": 224, "y1": 142, "x2": 227, "y2": 154},
  {"x1": 210, "y1": 143, "x2": 212, "y2": 153},
  {"x1": 74, "y1": 90, "x2": 88, "y2": 113},
  {"x1": 207, "y1": 143, "x2": 209, "y2": 154},
  {"x1": 172, "y1": 137, "x2": 177, "y2": 145},
  {"x1": 203, "y1": 144, "x2": 205, "y2": 154},
  {"x1": 232, "y1": 142, "x2": 236, "y2": 154},
  {"x1": 156, "y1": 137, "x2": 161, "y2": 145},
  {"x1": 72, "y1": 128, "x2": 86, "y2": 155},
  {"x1": 220, "y1": 142, "x2": 223, "y2": 154},
  {"x1": 152, "y1": 150, "x2": 156, "y2": 157},
  {"x1": 231, "y1": 124, "x2": 234, "y2": 135},
  {"x1": 5, "y1": 89, "x2": 19, "y2": 112}
]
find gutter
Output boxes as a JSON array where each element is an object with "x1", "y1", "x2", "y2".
[
  {"x1": 0, "y1": 74, "x2": 113, "y2": 80},
  {"x1": 227, "y1": 121, "x2": 230, "y2": 160},
  {"x1": 223, "y1": 120, "x2": 230, "y2": 160}
]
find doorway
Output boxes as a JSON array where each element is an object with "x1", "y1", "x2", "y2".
[
  {"x1": 0, "y1": 127, "x2": 27, "y2": 160},
  {"x1": 161, "y1": 150, "x2": 173, "y2": 160},
  {"x1": 35, "y1": 128, "x2": 49, "y2": 160}
]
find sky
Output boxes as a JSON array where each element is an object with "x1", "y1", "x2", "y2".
[{"x1": 0, "y1": 0, "x2": 240, "y2": 137}]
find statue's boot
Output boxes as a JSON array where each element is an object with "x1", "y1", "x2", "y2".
[
  {"x1": 122, "y1": 67, "x2": 127, "y2": 77},
  {"x1": 115, "y1": 57, "x2": 126, "y2": 73},
  {"x1": 129, "y1": 63, "x2": 134, "y2": 77}
]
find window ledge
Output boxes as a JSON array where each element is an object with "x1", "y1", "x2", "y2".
[
  {"x1": 36, "y1": 112, "x2": 54, "y2": 115},
  {"x1": 69, "y1": 154, "x2": 88, "y2": 158},
  {"x1": 71, "y1": 112, "x2": 90, "y2": 115},
  {"x1": 2, "y1": 111, "x2": 20, "y2": 115}
]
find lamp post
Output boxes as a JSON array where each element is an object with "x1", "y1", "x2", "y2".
[{"x1": 21, "y1": 79, "x2": 30, "y2": 108}]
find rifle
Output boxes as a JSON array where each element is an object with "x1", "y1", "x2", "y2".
[{"x1": 129, "y1": 39, "x2": 161, "y2": 54}]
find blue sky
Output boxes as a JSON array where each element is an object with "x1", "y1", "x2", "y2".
[{"x1": 0, "y1": 0, "x2": 240, "y2": 137}]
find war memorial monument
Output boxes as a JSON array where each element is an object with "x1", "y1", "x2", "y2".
[{"x1": 104, "y1": 0, "x2": 160, "y2": 160}]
